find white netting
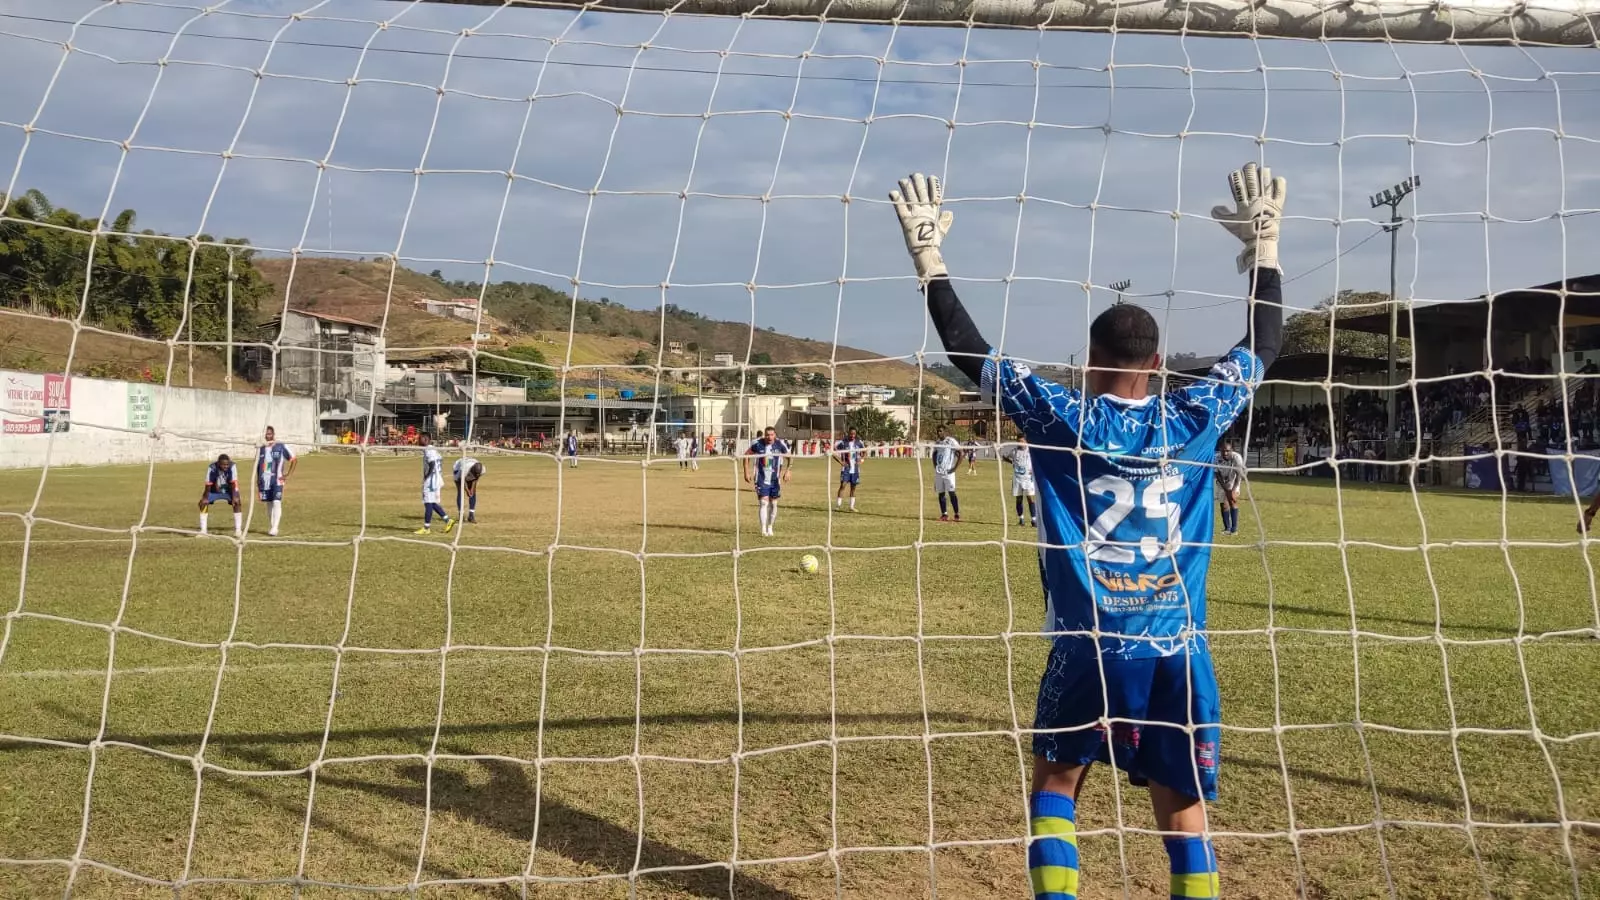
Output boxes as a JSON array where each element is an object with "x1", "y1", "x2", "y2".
[{"x1": 2, "y1": 0, "x2": 1599, "y2": 898}]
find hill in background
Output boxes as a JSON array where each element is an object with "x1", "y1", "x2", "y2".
[{"x1": 253, "y1": 258, "x2": 959, "y2": 397}]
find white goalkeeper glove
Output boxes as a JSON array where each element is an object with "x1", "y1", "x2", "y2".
[
  {"x1": 890, "y1": 173, "x2": 953, "y2": 281},
  {"x1": 1210, "y1": 162, "x2": 1287, "y2": 274}
]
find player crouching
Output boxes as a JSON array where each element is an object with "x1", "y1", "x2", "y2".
[
  {"x1": 454, "y1": 456, "x2": 485, "y2": 523},
  {"x1": 198, "y1": 454, "x2": 242, "y2": 537}
]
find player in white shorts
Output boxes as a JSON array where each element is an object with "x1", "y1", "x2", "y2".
[
  {"x1": 416, "y1": 432, "x2": 453, "y2": 535},
  {"x1": 930, "y1": 424, "x2": 962, "y2": 522},
  {"x1": 453, "y1": 456, "x2": 485, "y2": 523},
  {"x1": 1214, "y1": 438, "x2": 1247, "y2": 535},
  {"x1": 1005, "y1": 434, "x2": 1038, "y2": 526}
]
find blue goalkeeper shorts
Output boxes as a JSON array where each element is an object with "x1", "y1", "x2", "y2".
[{"x1": 1033, "y1": 637, "x2": 1220, "y2": 801}]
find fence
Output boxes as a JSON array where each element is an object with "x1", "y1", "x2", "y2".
[{"x1": 1, "y1": 369, "x2": 316, "y2": 469}]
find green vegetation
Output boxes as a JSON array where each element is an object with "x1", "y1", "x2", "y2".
[
  {"x1": 0, "y1": 189, "x2": 271, "y2": 344},
  {"x1": 2, "y1": 457, "x2": 1595, "y2": 899},
  {"x1": 1283, "y1": 290, "x2": 1412, "y2": 360},
  {"x1": 845, "y1": 405, "x2": 908, "y2": 442},
  {"x1": 476, "y1": 343, "x2": 555, "y2": 397}
]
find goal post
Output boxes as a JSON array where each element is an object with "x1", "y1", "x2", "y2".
[
  {"x1": 2, "y1": 0, "x2": 1598, "y2": 898},
  {"x1": 426, "y1": 0, "x2": 1600, "y2": 44}
]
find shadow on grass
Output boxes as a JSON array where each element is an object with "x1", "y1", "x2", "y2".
[
  {"x1": 49, "y1": 709, "x2": 993, "y2": 754},
  {"x1": 328, "y1": 521, "x2": 428, "y2": 535},
  {"x1": 1221, "y1": 753, "x2": 1554, "y2": 825},
  {"x1": 207, "y1": 743, "x2": 798, "y2": 899},
  {"x1": 11, "y1": 706, "x2": 1562, "y2": 868},
  {"x1": 1215, "y1": 595, "x2": 1526, "y2": 638}
]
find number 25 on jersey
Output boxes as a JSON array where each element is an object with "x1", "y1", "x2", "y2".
[{"x1": 1084, "y1": 473, "x2": 1184, "y2": 564}]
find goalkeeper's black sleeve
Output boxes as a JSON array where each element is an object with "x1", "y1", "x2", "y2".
[
  {"x1": 925, "y1": 277, "x2": 989, "y2": 385},
  {"x1": 1237, "y1": 267, "x2": 1284, "y2": 372}
]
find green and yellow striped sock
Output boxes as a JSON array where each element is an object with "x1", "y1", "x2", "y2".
[{"x1": 1028, "y1": 791, "x2": 1079, "y2": 900}]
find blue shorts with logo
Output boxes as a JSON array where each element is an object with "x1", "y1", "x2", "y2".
[
  {"x1": 840, "y1": 471, "x2": 859, "y2": 486},
  {"x1": 258, "y1": 484, "x2": 284, "y2": 503},
  {"x1": 755, "y1": 481, "x2": 781, "y2": 499},
  {"x1": 1033, "y1": 637, "x2": 1220, "y2": 801},
  {"x1": 204, "y1": 490, "x2": 237, "y2": 505}
]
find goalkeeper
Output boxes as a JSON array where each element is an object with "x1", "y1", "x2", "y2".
[{"x1": 891, "y1": 164, "x2": 1285, "y2": 900}]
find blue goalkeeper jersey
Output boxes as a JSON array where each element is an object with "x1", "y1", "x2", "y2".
[{"x1": 982, "y1": 346, "x2": 1261, "y2": 659}]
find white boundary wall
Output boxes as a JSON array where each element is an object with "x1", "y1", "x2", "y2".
[{"x1": 1, "y1": 370, "x2": 315, "y2": 470}]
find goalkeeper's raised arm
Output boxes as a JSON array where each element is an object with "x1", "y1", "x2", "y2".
[{"x1": 889, "y1": 165, "x2": 1285, "y2": 388}]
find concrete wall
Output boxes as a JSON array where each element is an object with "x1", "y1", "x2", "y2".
[{"x1": 1, "y1": 369, "x2": 316, "y2": 469}]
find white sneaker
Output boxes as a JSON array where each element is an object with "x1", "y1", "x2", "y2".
[{"x1": 267, "y1": 530, "x2": 278, "y2": 537}]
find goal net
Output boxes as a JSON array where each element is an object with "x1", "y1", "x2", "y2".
[{"x1": 2, "y1": 0, "x2": 1598, "y2": 898}]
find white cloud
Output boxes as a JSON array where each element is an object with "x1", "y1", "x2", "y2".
[{"x1": 4, "y1": 0, "x2": 1600, "y2": 365}]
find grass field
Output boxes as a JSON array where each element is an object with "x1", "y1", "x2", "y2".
[{"x1": 1, "y1": 452, "x2": 1598, "y2": 899}]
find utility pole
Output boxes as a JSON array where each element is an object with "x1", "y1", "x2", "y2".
[
  {"x1": 225, "y1": 251, "x2": 234, "y2": 393},
  {"x1": 1369, "y1": 175, "x2": 1421, "y2": 456}
]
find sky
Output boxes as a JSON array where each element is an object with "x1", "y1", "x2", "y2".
[{"x1": 4, "y1": 0, "x2": 1600, "y2": 368}]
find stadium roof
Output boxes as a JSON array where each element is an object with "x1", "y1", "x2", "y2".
[
  {"x1": 266, "y1": 308, "x2": 380, "y2": 330},
  {"x1": 1337, "y1": 273, "x2": 1600, "y2": 340}
]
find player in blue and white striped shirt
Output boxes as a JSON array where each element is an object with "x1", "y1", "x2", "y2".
[
  {"x1": 743, "y1": 426, "x2": 789, "y2": 537},
  {"x1": 893, "y1": 164, "x2": 1287, "y2": 900},
  {"x1": 834, "y1": 427, "x2": 866, "y2": 511},
  {"x1": 197, "y1": 453, "x2": 241, "y2": 536},
  {"x1": 415, "y1": 432, "x2": 454, "y2": 535},
  {"x1": 254, "y1": 426, "x2": 296, "y2": 536}
]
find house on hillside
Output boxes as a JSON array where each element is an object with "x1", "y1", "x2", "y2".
[
  {"x1": 711, "y1": 352, "x2": 736, "y2": 367},
  {"x1": 834, "y1": 384, "x2": 896, "y2": 405},
  {"x1": 666, "y1": 340, "x2": 684, "y2": 354},
  {"x1": 244, "y1": 308, "x2": 389, "y2": 430},
  {"x1": 419, "y1": 298, "x2": 481, "y2": 322}
]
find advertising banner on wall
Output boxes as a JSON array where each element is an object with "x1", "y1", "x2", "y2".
[
  {"x1": 1463, "y1": 445, "x2": 1502, "y2": 492},
  {"x1": 1548, "y1": 453, "x2": 1600, "y2": 498},
  {"x1": 127, "y1": 383, "x2": 155, "y2": 432},
  {"x1": 2, "y1": 372, "x2": 71, "y2": 435}
]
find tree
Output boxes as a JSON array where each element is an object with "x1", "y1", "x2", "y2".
[
  {"x1": 629, "y1": 349, "x2": 652, "y2": 366},
  {"x1": 909, "y1": 385, "x2": 945, "y2": 439},
  {"x1": 926, "y1": 362, "x2": 976, "y2": 390},
  {"x1": 1282, "y1": 291, "x2": 1410, "y2": 360},
  {"x1": 0, "y1": 190, "x2": 268, "y2": 345},
  {"x1": 479, "y1": 344, "x2": 553, "y2": 396},
  {"x1": 1165, "y1": 351, "x2": 1205, "y2": 371},
  {"x1": 844, "y1": 405, "x2": 907, "y2": 442},
  {"x1": 750, "y1": 351, "x2": 773, "y2": 367}
]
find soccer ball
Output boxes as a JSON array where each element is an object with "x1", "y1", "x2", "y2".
[{"x1": 799, "y1": 553, "x2": 820, "y2": 575}]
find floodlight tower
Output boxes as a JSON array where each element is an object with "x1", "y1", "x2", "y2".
[
  {"x1": 1369, "y1": 175, "x2": 1421, "y2": 453},
  {"x1": 1110, "y1": 279, "x2": 1132, "y2": 304}
]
